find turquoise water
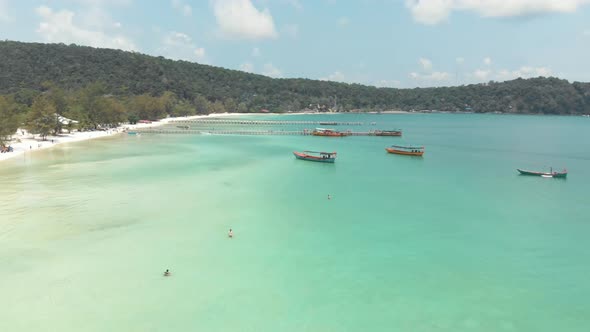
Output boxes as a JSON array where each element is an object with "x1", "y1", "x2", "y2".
[{"x1": 1, "y1": 113, "x2": 589, "y2": 331}]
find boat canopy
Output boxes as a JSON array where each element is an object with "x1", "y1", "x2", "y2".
[
  {"x1": 314, "y1": 128, "x2": 335, "y2": 132},
  {"x1": 303, "y1": 150, "x2": 336, "y2": 155},
  {"x1": 390, "y1": 145, "x2": 424, "y2": 150}
]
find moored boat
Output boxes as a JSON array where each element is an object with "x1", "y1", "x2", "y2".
[
  {"x1": 374, "y1": 130, "x2": 402, "y2": 136},
  {"x1": 312, "y1": 128, "x2": 348, "y2": 137},
  {"x1": 517, "y1": 168, "x2": 567, "y2": 178},
  {"x1": 293, "y1": 151, "x2": 337, "y2": 163},
  {"x1": 385, "y1": 145, "x2": 424, "y2": 156}
]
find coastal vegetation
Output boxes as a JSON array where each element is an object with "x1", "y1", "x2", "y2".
[{"x1": 1, "y1": 40, "x2": 590, "y2": 142}]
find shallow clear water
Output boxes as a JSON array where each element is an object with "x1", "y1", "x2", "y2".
[{"x1": 1, "y1": 113, "x2": 589, "y2": 331}]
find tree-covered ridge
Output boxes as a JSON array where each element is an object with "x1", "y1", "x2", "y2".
[{"x1": 1, "y1": 40, "x2": 590, "y2": 116}]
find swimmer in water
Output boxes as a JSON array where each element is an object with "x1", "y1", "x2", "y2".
[
  {"x1": 228, "y1": 228, "x2": 233, "y2": 238},
  {"x1": 163, "y1": 269, "x2": 171, "y2": 277},
  {"x1": 328, "y1": 194, "x2": 331, "y2": 200}
]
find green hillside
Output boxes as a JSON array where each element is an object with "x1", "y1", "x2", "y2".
[{"x1": 1, "y1": 40, "x2": 589, "y2": 115}]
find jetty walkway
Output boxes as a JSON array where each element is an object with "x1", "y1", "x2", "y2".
[
  {"x1": 170, "y1": 119, "x2": 363, "y2": 126},
  {"x1": 131, "y1": 129, "x2": 384, "y2": 136}
]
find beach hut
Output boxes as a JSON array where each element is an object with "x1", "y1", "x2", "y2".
[{"x1": 55, "y1": 114, "x2": 79, "y2": 125}]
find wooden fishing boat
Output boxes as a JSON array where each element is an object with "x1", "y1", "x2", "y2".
[
  {"x1": 176, "y1": 125, "x2": 189, "y2": 129},
  {"x1": 293, "y1": 151, "x2": 337, "y2": 163},
  {"x1": 385, "y1": 145, "x2": 424, "y2": 156},
  {"x1": 374, "y1": 130, "x2": 402, "y2": 137},
  {"x1": 312, "y1": 128, "x2": 348, "y2": 137},
  {"x1": 319, "y1": 121, "x2": 337, "y2": 125},
  {"x1": 517, "y1": 168, "x2": 567, "y2": 178}
]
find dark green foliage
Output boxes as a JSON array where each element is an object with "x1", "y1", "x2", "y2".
[
  {"x1": 0, "y1": 96, "x2": 21, "y2": 144},
  {"x1": 171, "y1": 101, "x2": 195, "y2": 117},
  {"x1": 127, "y1": 114, "x2": 139, "y2": 124},
  {"x1": 128, "y1": 94, "x2": 166, "y2": 120},
  {"x1": 26, "y1": 96, "x2": 56, "y2": 139},
  {"x1": 0, "y1": 41, "x2": 589, "y2": 115}
]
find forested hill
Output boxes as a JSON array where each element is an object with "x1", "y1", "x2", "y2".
[{"x1": 1, "y1": 40, "x2": 590, "y2": 115}]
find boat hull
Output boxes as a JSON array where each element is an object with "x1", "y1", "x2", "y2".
[
  {"x1": 312, "y1": 132, "x2": 348, "y2": 137},
  {"x1": 375, "y1": 131, "x2": 402, "y2": 137},
  {"x1": 517, "y1": 169, "x2": 567, "y2": 178},
  {"x1": 293, "y1": 152, "x2": 335, "y2": 163},
  {"x1": 385, "y1": 148, "x2": 424, "y2": 156}
]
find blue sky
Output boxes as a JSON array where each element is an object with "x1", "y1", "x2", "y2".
[{"x1": 1, "y1": 0, "x2": 590, "y2": 88}]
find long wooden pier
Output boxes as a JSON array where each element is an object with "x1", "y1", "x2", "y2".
[
  {"x1": 170, "y1": 119, "x2": 363, "y2": 126},
  {"x1": 131, "y1": 129, "x2": 384, "y2": 136}
]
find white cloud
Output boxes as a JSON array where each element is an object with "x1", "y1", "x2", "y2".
[
  {"x1": 456, "y1": 57, "x2": 465, "y2": 64},
  {"x1": 158, "y1": 31, "x2": 206, "y2": 62},
  {"x1": 251, "y1": 47, "x2": 261, "y2": 57},
  {"x1": 483, "y1": 57, "x2": 492, "y2": 65},
  {"x1": 171, "y1": 0, "x2": 192, "y2": 16},
  {"x1": 465, "y1": 66, "x2": 552, "y2": 83},
  {"x1": 428, "y1": 71, "x2": 450, "y2": 80},
  {"x1": 194, "y1": 47, "x2": 205, "y2": 58},
  {"x1": 285, "y1": 0, "x2": 302, "y2": 11},
  {"x1": 473, "y1": 69, "x2": 491, "y2": 80},
  {"x1": 262, "y1": 63, "x2": 282, "y2": 77},
  {"x1": 375, "y1": 79, "x2": 401, "y2": 88},
  {"x1": 182, "y1": 4, "x2": 192, "y2": 16},
  {"x1": 419, "y1": 57, "x2": 433, "y2": 71},
  {"x1": 337, "y1": 16, "x2": 350, "y2": 26},
  {"x1": 283, "y1": 23, "x2": 299, "y2": 38},
  {"x1": 212, "y1": 0, "x2": 278, "y2": 39},
  {"x1": 35, "y1": 6, "x2": 136, "y2": 51},
  {"x1": 496, "y1": 66, "x2": 552, "y2": 80},
  {"x1": 0, "y1": 0, "x2": 12, "y2": 22},
  {"x1": 321, "y1": 71, "x2": 347, "y2": 82},
  {"x1": 83, "y1": 7, "x2": 123, "y2": 31},
  {"x1": 67, "y1": 0, "x2": 132, "y2": 5},
  {"x1": 409, "y1": 71, "x2": 450, "y2": 81},
  {"x1": 240, "y1": 62, "x2": 254, "y2": 72},
  {"x1": 405, "y1": 0, "x2": 590, "y2": 25},
  {"x1": 405, "y1": 0, "x2": 453, "y2": 25}
]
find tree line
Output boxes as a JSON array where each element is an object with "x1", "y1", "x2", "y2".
[{"x1": 0, "y1": 81, "x2": 248, "y2": 144}]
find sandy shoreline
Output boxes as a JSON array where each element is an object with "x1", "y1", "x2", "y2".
[
  {"x1": 0, "y1": 111, "x2": 409, "y2": 164},
  {"x1": 0, "y1": 113, "x2": 252, "y2": 164}
]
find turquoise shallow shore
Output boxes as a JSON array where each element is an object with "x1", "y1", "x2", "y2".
[{"x1": 1, "y1": 113, "x2": 589, "y2": 332}]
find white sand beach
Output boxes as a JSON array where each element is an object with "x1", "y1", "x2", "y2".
[
  {"x1": 0, "y1": 113, "x2": 254, "y2": 164},
  {"x1": 0, "y1": 111, "x2": 379, "y2": 164}
]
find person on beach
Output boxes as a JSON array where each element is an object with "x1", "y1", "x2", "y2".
[
  {"x1": 163, "y1": 269, "x2": 171, "y2": 277},
  {"x1": 228, "y1": 229, "x2": 233, "y2": 238}
]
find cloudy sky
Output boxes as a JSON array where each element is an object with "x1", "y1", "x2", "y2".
[{"x1": 1, "y1": 0, "x2": 590, "y2": 88}]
